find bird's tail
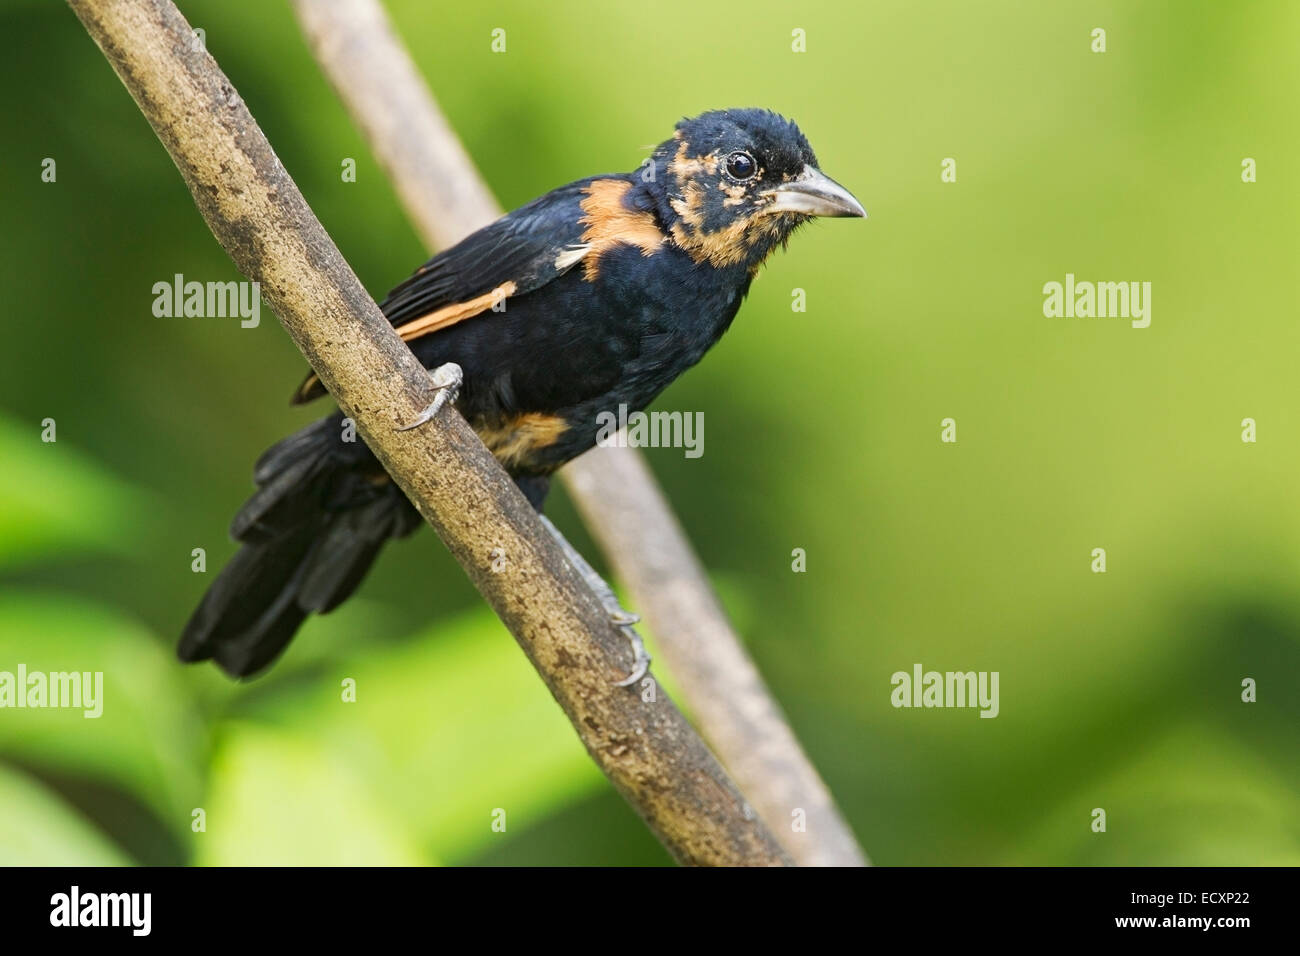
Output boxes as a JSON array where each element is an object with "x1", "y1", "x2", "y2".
[{"x1": 178, "y1": 416, "x2": 419, "y2": 677}]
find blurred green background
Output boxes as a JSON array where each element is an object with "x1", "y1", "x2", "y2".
[{"x1": 1, "y1": 0, "x2": 1297, "y2": 865}]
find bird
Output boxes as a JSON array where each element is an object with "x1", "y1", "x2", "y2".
[{"x1": 178, "y1": 107, "x2": 865, "y2": 680}]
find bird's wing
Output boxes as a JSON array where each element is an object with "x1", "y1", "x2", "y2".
[{"x1": 291, "y1": 176, "x2": 619, "y2": 405}]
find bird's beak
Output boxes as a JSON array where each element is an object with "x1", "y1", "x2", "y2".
[{"x1": 763, "y1": 165, "x2": 866, "y2": 218}]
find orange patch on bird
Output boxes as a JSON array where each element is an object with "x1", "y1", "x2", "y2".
[
  {"x1": 476, "y1": 412, "x2": 569, "y2": 469},
  {"x1": 670, "y1": 201, "x2": 789, "y2": 269},
  {"x1": 719, "y1": 180, "x2": 747, "y2": 207},
  {"x1": 669, "y1": 140, "x2": 718, "y2": 179},
  {"x1": 672, "y1": 180, "x2": 707, "y2": 231},
  {"x1": 394, "y1": 281, "x2": 516, "y2": 342},
  {"x1": 291, "y1": 372, "x2": 325, "y2": 405},
  {"x1": 665, "y1": 155, "x2": 789, "y2": 269},
  {"x1": 670, "y1": 218, "x2": 748, "y2": 268},
  {"x1": 578, "y1": 179, "x2": 664, "y2": 281},
  {"x1": 291, "y1": 282, "x2": 515, "y2": 404}
]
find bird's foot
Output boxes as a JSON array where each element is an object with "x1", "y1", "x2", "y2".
[
  {"x1": 613, "y1": 622, "x2": 651, "y2": 687},
  {"x1": 539, "y1": 515, "x2": 651, "y2": 687},
  {"x1": 577, "y1": 571, "x2": 649, "y2": 686},
  {"x1": 395, "y1": 362, "x2": 463, "y2": 431}
]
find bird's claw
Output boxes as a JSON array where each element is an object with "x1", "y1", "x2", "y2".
[
  {"x1": 395, "y1": 362, "x2": 463, "y2": 431},
  {"x1": 538, "y1": 514, "x2": 651, "y2": 687},
  {"x1": 607, "y1": 601, "x2": 648, "y2": 685},
  {"x1": 613, "y1": 623, "x2": 651, "y2": 687}
]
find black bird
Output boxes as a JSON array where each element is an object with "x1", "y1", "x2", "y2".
[{"x1": 179, "y1": 108, "x2": 865, "y2": 679}]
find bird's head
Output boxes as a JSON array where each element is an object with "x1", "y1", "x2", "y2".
[{"x1": 646, "y1": 108, "x2": 865, "y2": 271}]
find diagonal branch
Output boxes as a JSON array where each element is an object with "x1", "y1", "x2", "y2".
[
  {"x1": 288, "y1": 0, "x2": 867, "y2": 866},
  {"x1": 66, "y1": 0, "x2": 792, "y2": 867}
]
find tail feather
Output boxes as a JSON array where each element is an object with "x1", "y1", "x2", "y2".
[
  {"x1": 177, "y1": 521, "x2": 317, "y2": 664},
  {"x1": 231, "y1": 420, "x2": 336, "y2": 540},
  {"x1": 180, "y1": 416, "x2": 417, "y2": 678},
  {"x1": 252, "y1": 417, "x2": 334, "y2": 484},
  {"x1": 207, "y1": 563, "x2": 312, "y2": 678},
  {"x1": 298, "y1": 496, "x2": 401, "y2": 614}
]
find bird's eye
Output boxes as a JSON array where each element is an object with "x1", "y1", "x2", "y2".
[{"x1": 725, "y1": 151, "x2": 757, "y2": 182}]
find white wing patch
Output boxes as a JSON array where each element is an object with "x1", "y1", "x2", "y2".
[{"x1": 553, "y1": 244, "x2": 591, "y2": 271}]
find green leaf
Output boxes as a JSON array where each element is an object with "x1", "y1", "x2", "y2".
[
  {"x1": 196, "y1": 723, "x2": 428, "y2": 866},
  {"x1": 0, "y1": 762, "x2": 131, "y2": 865},
  {"x1": 0, "y1": 591, "x2": 205, "y2": 833},
  {"x1": 231, "y1": 607, "x2": 606, "y2": 864},
  {"x1": 1008, "y1": 723, "x2": 1300, "y2": 865},
  {"x1": 0, "y1": 413, "x2": 148, "y2": 569}
]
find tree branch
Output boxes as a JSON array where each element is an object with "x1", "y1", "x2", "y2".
[
  {"x1": 287, "y1": 0, "x2": 867, "y2": 866},
  {"x1": 67, "y1": 0, "x2": 792, "y2": 866}
]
